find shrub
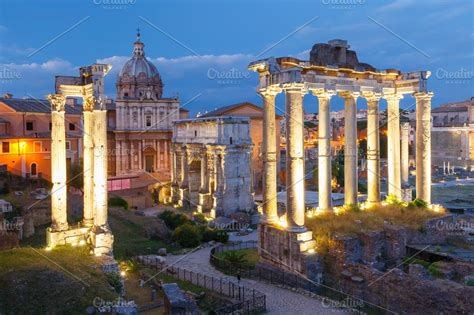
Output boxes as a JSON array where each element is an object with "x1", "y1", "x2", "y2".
[
  {"x1": 172, "y1": 224, "x2": 202, "y2": 247},
  {"x1": 213, "y1": 229, "x2": 229, "y2": 243},
  {"x1": 193, "y1": 213, "x2": 207, "y2": 224},
  {"x1": 411, "y1": 198, "x2": 428, "y2": 208},
  {"x1": 201, "y1": 227, "x2": 229, "y2": 243},
  {"x1": 385, "y1": 194, "x2": 404, "y2": 206},
  {"x1": 159, "y1": 210, "x2": 191, "y2": 229},
  {"x1": 108, "y1": 196, "x2": 128, "y2": 210}
]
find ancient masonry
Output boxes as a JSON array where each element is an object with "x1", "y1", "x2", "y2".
[
  {"x1": 248, "y1": 40, "x2": 433, "y2": 276},
  {"x1": 46, "y1": 63, "x2": 114, "y2": 256},
  {"x1": 170, "y1": 116, "x2": 254, "y2": 217}
]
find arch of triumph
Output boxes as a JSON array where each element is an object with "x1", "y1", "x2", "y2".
[
  {"x1": 46, "y1": 63, "x2": 114, "y2": 256},
  {"x1": 249, "y1": 40, "x2": 433, "y2": 274}
]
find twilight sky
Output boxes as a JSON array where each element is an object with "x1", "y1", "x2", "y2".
[{"x1": 0, "y1": 0, "x2": 473, "y2": 116}]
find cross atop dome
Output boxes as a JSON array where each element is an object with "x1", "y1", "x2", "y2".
[{"x1": 136, "y1": 28, "x2": 141, "y2": 42}]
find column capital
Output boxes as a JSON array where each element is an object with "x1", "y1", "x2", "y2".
[
  {"x1": 83, "y1": 95, "x2": 95, "y2": 111},
  {"x1": 413, "y1": 91, "x2": 434, "y2": 100},
  {"x1": 361, "y1": 92, "x2": 382, "y2": 103},
  {"x1": 258, "y1": 86, "x2": 281, "y2": 97},
  {"x1": 311, "y1": 89, "x2": 336, "y2": 99},
  {"x1": 384, "y1": 93, "x2": 404, "y2": 102},
  {"x1": 282, "y1": 83, "x2": 308, "y2": 95},
  {"x1": 401, "y1": 122, "x2": 410, "y2": 130},
  {"x1": 339, "y1": 91, "x2": 360, "y2": 99},
  {"x1": 48, "y1": 94, "x2": 66, "y2": 112}
]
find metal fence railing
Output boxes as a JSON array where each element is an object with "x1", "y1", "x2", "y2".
[
  {"x1": 209, "y1": 241, "x2": 389, "y2": 315},
  {"x1": 136, "y1": 255, "x2": 266, "y2": 315}
]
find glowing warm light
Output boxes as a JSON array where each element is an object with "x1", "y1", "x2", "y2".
[
  {"x1": 95, "y1": 252, "x2": 102, "y2": 257},
  {"x1": 333, "y1": 207, "x2": 345, "y2": 215},
  {"x1": 79, "y1": 240, "x2": 86, "y2": 246},
  {"x1": 308, "y1": 248, "x2": 315, "y2": 254},
  {"x1": 429, "y1": 204, "x2": 444, "y2": 213},
  {"x1": 45, "y1": 246, "x2": 52, "y2": 251},
  {"x1": 120, "y1": 271, "x2": 126, "y2": 277},
  {"x1": 277, "y1": 216, "x2": 288, "y2": 228}
]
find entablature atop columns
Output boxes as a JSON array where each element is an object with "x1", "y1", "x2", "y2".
[{"x1": 249, "y1": 55, "x2": 430, "y2": 97}]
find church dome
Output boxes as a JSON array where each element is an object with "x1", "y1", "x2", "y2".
[{"x1": 116, "y1": 30, "x2": 164, "y2": 100}]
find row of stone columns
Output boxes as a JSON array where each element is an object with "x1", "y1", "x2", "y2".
[
  {"x1": 260, "y1": 87, "x2": 434, "y2": 229},
  {"x1": 48, "y1": 93, "x2": 109, "y2": 231}
]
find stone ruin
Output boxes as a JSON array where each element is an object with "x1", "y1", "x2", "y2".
[{"x1": 46, "y1": 63, "x2": 114, "y2": 256}]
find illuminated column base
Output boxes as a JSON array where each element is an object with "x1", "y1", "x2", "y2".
[{"x1": 257, "y1": 224, "x2": 320, "y2": 282}]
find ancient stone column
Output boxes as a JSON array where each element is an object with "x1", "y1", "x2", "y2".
[
  {"x1": 401, "y1": 122, "x2": 410, "y2": 186},
  {"x1": 313, "y1": 90, "x2": 335, "y2": 212},
  {"x1": 82, "y1": 96, "x2": 95, "y2": 227},
  {"x1": 93, "y1": 101, "x2": 108, "y2": 227},
  {"x1": 365, "y1": 93, "x2": 381, "y2": 205},
  {"x1": 260, "y1": 88, "x2": 280, "y2": 223},
  {"x1": 386, "y1": 94, "x2": 403, "y2": 199},
  {"x1": 48, "y1": 94, "x2": 69, "y2": 231},
  {"x1": 285, "y1": 85, "x2": 307, "y2": 232},
  {"x1": 341, "y1": 91, "x2": 358, "y2": 206},
  {"x1": 414, "y1": 92, "x2": 434, "y2": 203}
]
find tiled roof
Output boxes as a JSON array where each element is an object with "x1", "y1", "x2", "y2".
[
  {"x1": 432, "y1": 99, "x2": 472, "y2": 113},
  {"x1": 0, "y1": 98, "x2": 83, "y2": 115},
  {"x1": 200, "y1": 102, "x2": 282, "y2": 118}
]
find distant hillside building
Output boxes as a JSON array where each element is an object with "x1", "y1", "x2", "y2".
[{"x1": 431, "y1": 98, "x2": 474, "y2": 169}]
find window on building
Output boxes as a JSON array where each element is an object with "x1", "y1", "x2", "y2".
[
  {"x1": 124, "y1": 92, "x2": 129, "y2": 97},
  {"x1": 33, "y1": 141, "x2": 42, "y2": 153},
  {"x1": 230, "y1": 137, "x2": 233, "y2": 144},
  {"x1": 194, "y1": 130, "x2": 197, "y2": 137},
  {"x1": 26, "y1": 121, "x2": 35, "y2": 131},
  {"x1": 65, "y1": 141, "x2": 71, "y2": 150},
  {"x1": 146, "y1": 115, "x2": 152, "y2": 127},
  {"x1": 49, "y1": 122, "x2": 52, "y2": 130},
  {"x1": 69, "y1": 123, "x2": 75, "y2": 131},
  {"x1": 2, "y1": 142, "x2": 9, "y2": 153},
  {"x1": 30, "y1": 163, "x2": 37, "y2": 176}
]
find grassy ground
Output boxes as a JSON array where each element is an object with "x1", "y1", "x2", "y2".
[
  {"x1": 0, "y1": 246, "x2": 117, "y2": 314},
  {"x1": 215, "y1": 248, "x2": 260, "y2": 268},
  {"x1": 306, "y1": 204, "x2": 446, "y2": 250},
  {"x1": 108, "y1": 208, "x2": 178, "y2": 260}
]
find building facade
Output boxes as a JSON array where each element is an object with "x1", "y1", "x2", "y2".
[
  {"x1": 171, "y1": 116, "x2": 254, "y2": 217},
  {"x1": 431, "y1": 98, "x2": 474, "y2": 169},
  {"x1": 0, "y1": 95, "x2": 82, "y2": 180},
  {"x1": 111, "y1": 32, "x2": 188, "y2": 177}
]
